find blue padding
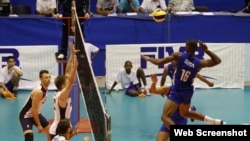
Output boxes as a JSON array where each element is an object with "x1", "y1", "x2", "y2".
[
  {"x1": 1, "y1": 14, "x2": 250, "y2": 76},
  {"x1": 70, "y1": 82, "x2": 79, "y2": 127}
]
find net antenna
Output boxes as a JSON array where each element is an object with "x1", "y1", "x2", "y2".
[
  {"x1": 71, "y1": 1, "x2": 111, "y2": 141},
  {"x1": 71, "y1": 1, "x2": 76, "y2": 36}
]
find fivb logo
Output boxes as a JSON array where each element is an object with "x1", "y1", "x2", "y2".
[
  {"x1": 0, "y1": 48, "x2": 20, "y2": 68},
  {"x1": 140, "y1": 46, "x2": 205, "y2": 69}
]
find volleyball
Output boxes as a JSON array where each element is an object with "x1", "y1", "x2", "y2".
[{"x1": 152, "y1": 9, "x2": 167, "y2": 23}]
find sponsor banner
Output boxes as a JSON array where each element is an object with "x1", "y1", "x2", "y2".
[
  {"x1": 0, "y1": 45, "x2": 58, "y2": 90},
  {"x1": 106, "y1": 43, "x2": 245, "y2": 90}
]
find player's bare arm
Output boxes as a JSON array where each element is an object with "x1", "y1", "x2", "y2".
[
  {"x1": 31, "y1": 90, "x2": 44, "y2": 133},
  {"x1": 199, "y1": 40, "x2": 222, "y2": 68},
  {"x1": 12, "y1": 67, "x2": 23, "y2": 76},
  {"x1": 141, "y1": 52, "x2": 180, "y2": 65},
  {"x1": 196, "y1": 73, "x2": 214, "y2": 87},
  {"x1": 59, "y1": 43, "x2": 79, "y2": 104},
  {"x1": 150, "y1": 74, "x2": 168, "y2": 95}
]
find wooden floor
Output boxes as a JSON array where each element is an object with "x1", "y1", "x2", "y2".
[{"x1": 0, "y1": 86, "x2": 250, "y2": 141}]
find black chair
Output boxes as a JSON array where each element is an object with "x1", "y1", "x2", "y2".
[{"x1": 12, "y1": 5, "x2": 31, "y2": 14}]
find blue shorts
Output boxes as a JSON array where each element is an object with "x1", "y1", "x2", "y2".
[
  {"x1": 159, "y1": 118, "x2": 187, "y2": 133},
  {"x1": 5, "y1": 80, "x2": 14, "y2": 93},
  {"x1": 168, "y1": 87, "x2": 194, "y2": 105},
  {"x1": 125, "y1": 82, "x2": 141, "y2": 95},
  {"x1": 19, "y1": 114, "x2": 49, "y2": 132}
]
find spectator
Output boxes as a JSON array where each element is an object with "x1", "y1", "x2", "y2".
[
  {"x1": 243, "y1": 0, "x2": 250, "y2": 13},
  {"x1": 140, "y1": 0, "x2": 167, "y2": 14},
  {"x1": 36, "y1": 0, "x2": 56, "y2": 16},
  {"x1": 0, "y1": 69, "x2": 15, "y2": 99},
  {"x1": 118, "y1": 0, "x2": 140, "y2": 13},
  {"x1": 85, "y1": 42, "x2": 100, "y2": 64},
  {"x1": 106, "y1": 60, "x2": 151, "y2": 97},
  {"x1": 0, "y1": 0, "x2": 11, "y2": 14},
  {"x1": 55, "y1": 0, "x2": 91, "y2": 61},
  {"x1": 0, "y1": 56, "x2": 23, "y2": 97},
  {"x1": 168, "y1": 0, "x2": 194, "y2": 12},
  {"x1": 96, "y1": 0, "x2": 119, "y2": 16}
]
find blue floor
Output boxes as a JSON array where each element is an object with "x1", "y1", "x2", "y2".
[{"x1": 0, "y1": 87, "x2": 250, "y2": 141}]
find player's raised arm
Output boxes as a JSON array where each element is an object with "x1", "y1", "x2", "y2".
[
  {"x1": 141, "y1": 52, "x2": 180, "y2": 66},
  {"x1": 199, "y1": 40, "x2": 222, "y2": 68}
]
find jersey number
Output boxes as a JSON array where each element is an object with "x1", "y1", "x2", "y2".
[{"x1": 180, "y1": 69, "x2": 191, "y2": 82}]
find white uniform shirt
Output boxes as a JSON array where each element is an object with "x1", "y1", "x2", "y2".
[
  {"x1": 96, "y1": 0, "x2": 119, "y2": 10},
  {"x1": 36, "y1": 0, "x2": 56, "y2": 11},
  {"x1": 19, "y1": 85, "x2": 48, "y2": 118},
  {"x1": 52, "y1": 135, "x2": 66, "y2": 141},
  {"x1": 115, "y1": 68, "x2": 139, "y2": 88},
  {"x1": 168, "y1": 0, "x2": 194, "y2": 11},
  {"x1": 49, "y1": 91, "x2": 72, "y2": 135},
  {"x1": 141, "y1": 0, "x2": 167, "y2": 12},
  {"x1": 85, "y1": 42, "x2": 100, "y2": 64},
  {"x1": 1, "y1": 0, "x2": 10, "y2": 2},
  {"x1": 1, "y1": 65, "x2": 22, "y2": 83},
  {"x1": 0, "y1": 70, "x2": 4, "y2": 83}
]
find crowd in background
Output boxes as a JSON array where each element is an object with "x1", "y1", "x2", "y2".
[{"x1": 2, "y1": 0, "x2": 249, "y2": 16}]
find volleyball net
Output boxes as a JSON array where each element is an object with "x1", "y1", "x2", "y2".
[{"x1": 71, "y1": 1, "x2": 111, "y2": 141}]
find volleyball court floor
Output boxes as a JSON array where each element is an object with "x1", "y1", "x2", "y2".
[{"x1": 0, "y1": 86, "x2": 250, "y2": 141}]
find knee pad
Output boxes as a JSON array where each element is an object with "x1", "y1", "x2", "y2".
[{"x1": 25, "y1": 133, "x2": 33, "y2": 141}]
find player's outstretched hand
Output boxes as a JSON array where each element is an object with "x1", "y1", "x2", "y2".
[
  {"x1": 208, "y1": 82, "x2": 214, "y2": 87},
  {"x1": 141, "y1": 55, "x2": 151, "y2": 61}
]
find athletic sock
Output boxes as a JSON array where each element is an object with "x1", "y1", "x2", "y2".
[
  {"x1": 144, "y1": 86, "x2": 151, "y2": 95},
  {"x1": 204, "y1": 115, "x2": 222, "y2": 125}
]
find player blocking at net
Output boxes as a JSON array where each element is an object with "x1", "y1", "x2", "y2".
[
  {"x1": 70, "y1": 1, "x2": 112, "y2": 140},
  {"x1": 49, "y1": 42, "x2": 79, "y2": 140}
]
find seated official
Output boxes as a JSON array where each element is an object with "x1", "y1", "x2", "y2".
[
  {"x1": 96, "y1": 0, "x2": 119, "y2": 16},
  {"x1": 140, "y1": 0, "x2": 167, "y2": 14},
  {"x1": 0, "y1": 56, "x2": 23, "y2": 98},
  {"x1": 36, "y1": 0, "x2": 56, "y2": 16},
  {"x1": 168, "y1": 0, "x2": 195, "y2": 12}
]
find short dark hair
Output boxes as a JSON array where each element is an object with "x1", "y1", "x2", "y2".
[
  {"x1": 187, "y1": 39, "x2": 198, "y2": 52},
  {"x1": 54, "y1": 75, "x2": 67, "y2": 90},
  {"x1": 124, "y1": 60, "x2": 132, "y2": 66},
  {"x1": 39, "y1": 70, "x2": 49, "y2": 78},
  {"x1": 7, "y1": 56, "x2": 14, "y2": 61},
  {"x1": 56, "y1": 118, "x2": 71, "y2": 135}
]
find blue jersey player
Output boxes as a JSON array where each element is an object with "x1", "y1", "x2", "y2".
[
  {"x1": 142, "y1": 39, "x2": 224, "y2": 139},
  {"x1": 150, "y1": 63, "x2": 214, "y2": 140}
]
